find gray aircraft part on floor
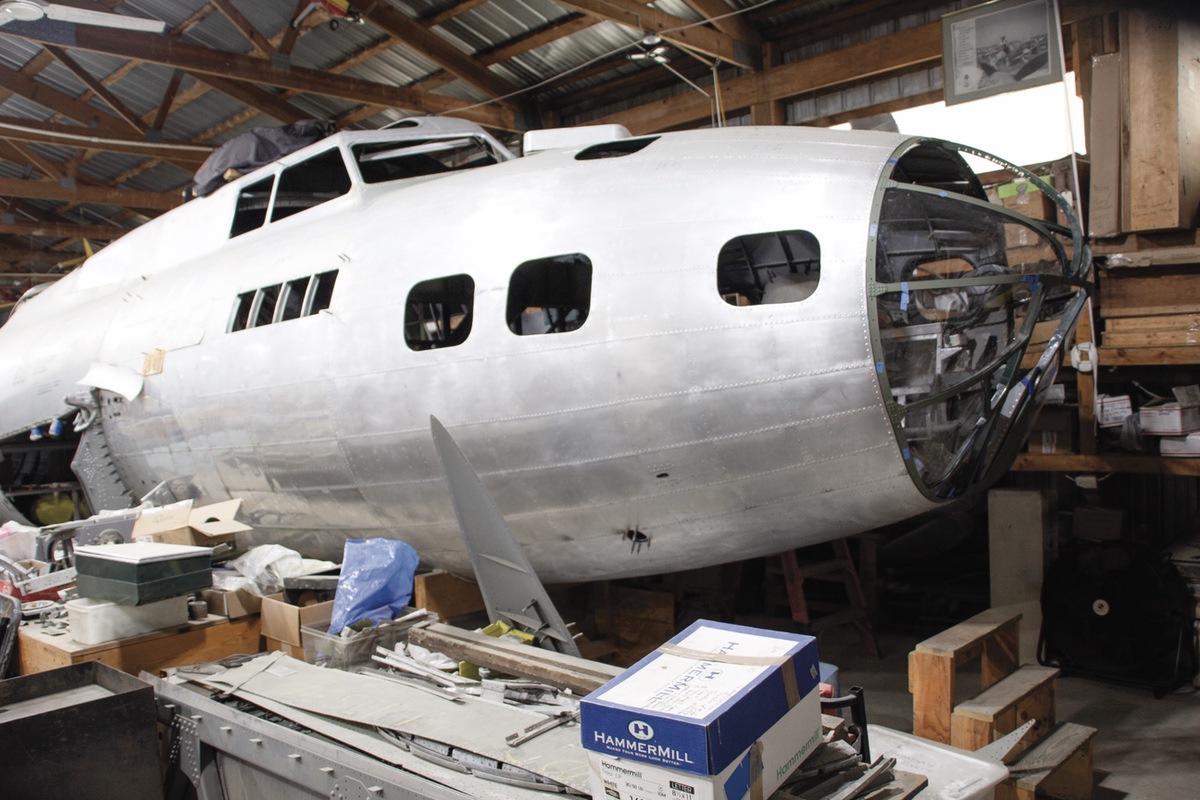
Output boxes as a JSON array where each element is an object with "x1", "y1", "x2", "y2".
[
  {"x1": 0, "y1": 118, "x2": 1089, "y2": 583},
  {"x1": 430, "y1": 415, "x2": 579, "y2": 655}
]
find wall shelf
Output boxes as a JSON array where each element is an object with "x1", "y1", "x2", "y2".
[{"x1": 1011, "y1": 453, "x2": 1200, "y2": 475}]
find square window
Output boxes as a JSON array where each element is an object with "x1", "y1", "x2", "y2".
[{"x1": 507, "y1": 254, "x2": 592, "y2": 335}]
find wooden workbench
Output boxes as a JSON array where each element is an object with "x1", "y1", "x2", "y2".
[{"x1": 18, "y1": 614, "x2": 262, "y2": 676}]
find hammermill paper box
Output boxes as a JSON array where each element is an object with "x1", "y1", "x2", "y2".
[{"x1": 580, "y1": 620, "x2": 821, "y2": 800}]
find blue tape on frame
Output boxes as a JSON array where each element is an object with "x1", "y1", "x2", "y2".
[
  {"x1": 900, "y1": 281, "x2": 909, "y2": 311},
  {"x1": 902, "y1": 448, "x2": 911, "y2": 460},
  {"x1": 876, "y1": 361, "x2": 885, "y2": 373}
]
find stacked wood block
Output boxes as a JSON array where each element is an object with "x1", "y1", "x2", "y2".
[
  {"x1": 1099, "y1": 267, "x2": 1200, "y2": 359},
  {"x1": 909, "y1": 609, "x2": 1096, "y2": 800},
  {"x1": 1090, "y1": 11, "x2": 1200, "y2": 235}
]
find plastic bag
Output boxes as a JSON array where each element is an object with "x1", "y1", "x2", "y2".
[
  {"x1": 226, "y1": 544, "x2": 336, "y2": 595},
  {"x1": 328, "y1": 539, "x2": 420, "y2": 634},
  {"x1": 0, "y1": 521, "x2": 37, "y2": 561}
]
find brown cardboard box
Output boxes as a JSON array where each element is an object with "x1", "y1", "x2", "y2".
[
  {"x1": 1025, "y1": 406, "x2": 1077, "y2": 454},
  {"x1": 262, "y1": 637, "x2": 306, "y2": 659},
  {"x1": 201, "y1": 587, "x2": 262, "y2": 619},
  {"x1": 998, "y1": 180, "x2": 1056, "y2": 221},
  {"x1": 260, "y1": 593, "x2": 335, "y2": 647},
  {"x1": 131, "y1": 499, "x2": 252, "y2": 548}
]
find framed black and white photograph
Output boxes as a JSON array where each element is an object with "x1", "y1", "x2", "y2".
[{"x1": 941, "y1": 0, "x2": 1064, "y2": 105}]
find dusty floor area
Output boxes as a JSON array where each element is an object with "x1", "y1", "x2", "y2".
[{"x1": 810, "y1": 626, "x2": 1200, "y2": 800}]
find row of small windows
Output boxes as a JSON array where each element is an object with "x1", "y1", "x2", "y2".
[
  {"x1": 224, "y1": 230, "x2": 820, "y2": 342},
  {"x1": 229, "y1": 270, "x2": 338, "y2": 332}
]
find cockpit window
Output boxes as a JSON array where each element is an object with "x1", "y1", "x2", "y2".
[
  {"x1": 717, "y1": 231, "x2": 821, "y2": 306},
  {"x1": 230, "y1": 176, "x2": 274, "y2": 238},
  {"x1": 271, "y1": 148, "x2": 351, "y2": 222},
  {"x1": 352, "y1": 138, "x2": 498, "y2": 184}
]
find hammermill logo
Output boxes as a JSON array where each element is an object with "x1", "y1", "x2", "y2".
[
  {"x1": 594, "y1": 720, "x2": 696, "y2": 765},
  {"x1": 629, "y1": 720, "x2": 655, "y2": 741}
]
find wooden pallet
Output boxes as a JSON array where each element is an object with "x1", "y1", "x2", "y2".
[{"x1": 908, "y1": 608, "x2": 1021, "y2": 744}]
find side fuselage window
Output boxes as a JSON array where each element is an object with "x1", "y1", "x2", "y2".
[
  {"x1": 227, "y1": 270, "x2": 338, "y2": 333},
  {"x1": 507, "y1": 254, "x2": 592, "y2": 335},
  {"x1": 405, "y1": 274, "x2": 474, "y2": 351},
  {"x1": 717, "y1": 231, "x2": 821, "y2": 306}
]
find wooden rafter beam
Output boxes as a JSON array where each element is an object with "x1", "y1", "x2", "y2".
[
  {"x1": 683, "y1": 0, "x2": 761, "y2": 49},
  {"x1": 151, "y1": 69, "x2": 184, "y2": 131},
  {"x1": 593, "y1": 20, "x2": 942, "y2": 132},
  {"x1": 210, "y1": 0, "x2": 275, "y2": 57},
  {"x1": 477, "y1": 14, "x2": 598, "y2": 66},
  {"x1": 0, "y1": 24, "x2": 515, "y2": 130},
  {"x1": 192, "y1": 73, "x2": 305, "y2": 124},
  {"x1": 276, "y1": 0, "x2": 313, "y2": 56},
  {"x1": 595, "y1": 0, "x2": 1113, "y2": 133},
  {"x1": 43, "y1": 45, "x2": 147, "y2": 134},
  {"x1": 2, "y1": 139, "x2": 65, "y2": 179},
  {"x1": 0, "y1": 61, "x2": 131, "y2": 135},
  {"x1": 0, "y1": 177, "x2": 182, "y2": 211},
  {"x1": 0, "y1": 219, "x2": 125, "y2": 240},
  {"x1": 348, "y1": 0, "x2": 520, "y2": 105},
  {"x1": 555, "y1": 0, "x2": 757, "y2": 69},
  {"x1": 424, "y1": 0, "x2": 491, "y2": 27},
  {"x1": 772, "y1": 0, "x2": 940, "y2": 49},
  {"x1": 0, "y1": 115, "x2": 209, "y2": 163},
  {"x1": 745, "y1": 0, "x2": 827, "y2": 23},
  {"x1": 0, "y1": 247, "x2": 83, "y2": 266}
]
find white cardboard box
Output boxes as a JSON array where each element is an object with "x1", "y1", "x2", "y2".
[
  {"x1": 1160, "y1": 432, "x2": 1200, "y2": 457},
  {"x1": 1140, "y1": 386, "x2": 1200, "y2": 435},
  {"x1": 1097, "y1": 394, "x2": 1133, "y2": 428},
  {"x1": 581, "y1": 620, "x2": 821, "y2": 800}
]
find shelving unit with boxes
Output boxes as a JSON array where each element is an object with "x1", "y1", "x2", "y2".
[{"x1": 1008, "y1": 9, "x2": 1200, "y2": 477}]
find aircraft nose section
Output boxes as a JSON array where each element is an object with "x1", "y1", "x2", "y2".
[{"x1": 867, "y1": 143, "x2": 1090, "y2": 501}]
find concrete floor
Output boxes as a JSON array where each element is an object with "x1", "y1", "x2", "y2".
[{"x1": 812, "y1": 626, "x2": 1200, "y2": 800}]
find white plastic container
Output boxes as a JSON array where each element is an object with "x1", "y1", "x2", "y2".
[{"x1": 66, "y1": 595, "x2": 189, "y2": 645}]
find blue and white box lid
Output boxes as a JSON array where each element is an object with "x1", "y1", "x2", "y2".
[{"x1": 580, "y1": 619, "x2": 820, "y2": 776}]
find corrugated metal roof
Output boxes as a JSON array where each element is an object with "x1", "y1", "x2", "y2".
[{"x1": 0, "y1": 0, "x2": 964, "y2": 259}]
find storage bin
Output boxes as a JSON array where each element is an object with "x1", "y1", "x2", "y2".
[
  {"x1": 66, "y1": 595, "x2": 189, "y2": 644},
  {"x1": 74, "y1": 542, "x2": 211, "y2": 605},
  {"x1": 301, "y1": 607, "x2": 426, "y2": 669}
]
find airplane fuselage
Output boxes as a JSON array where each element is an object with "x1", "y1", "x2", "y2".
[{"x1": 0, "y1": 121, "x2": 1086, "y2": 582}]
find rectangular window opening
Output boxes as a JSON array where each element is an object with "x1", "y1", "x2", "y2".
[
  {"x1": 307, "y1": 270, "x2": 338, "y2": 315},
  {"x1": 229, "y1": 291, "x2": 255, "y2": 332},
  {"x1": 507, "y1": 254, "x2": 592, "y2": 335},
  {"x1": 717, "y1": 231, "x2": 821, "y2": 306},
  {"x1": 279, "y1": 276, "x2": 310, "y2": 322},
  {"x1": 230, "y1": 176, "x2": 274, "y2": 238},
  {"x1": 253, "y1": 284, "x2": 281, "y2": 328},
  {"x1": 271, "y1": 149, "x2": 352, "y2": 223},
  {"x1": 405, "y1": 274, "x2": 474, "y2": 351}
]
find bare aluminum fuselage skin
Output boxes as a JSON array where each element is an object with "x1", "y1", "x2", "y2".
[{"x1": 0, "y1": 126, "x2": 945, "y2": 582}]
